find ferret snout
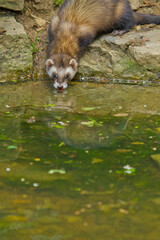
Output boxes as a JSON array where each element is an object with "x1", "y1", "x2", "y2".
[
  {"x1": 53, "y1": 80, "x2": 68, "y2": 89},
  {"x1": 57, "y1": 84, "x2": 63, "y2": 89}
]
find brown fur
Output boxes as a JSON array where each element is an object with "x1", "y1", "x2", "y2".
[{"x1": 48, "y1": 0, "x2": 129, "y2": 60}]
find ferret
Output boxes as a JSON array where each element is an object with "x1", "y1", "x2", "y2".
[{"x1": 46, "y1": 0, "x2": 160, "y2": 89}]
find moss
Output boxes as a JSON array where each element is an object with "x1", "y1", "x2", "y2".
[{"x1": 0, "y1": 68, "x2": 33, "y2": 83}]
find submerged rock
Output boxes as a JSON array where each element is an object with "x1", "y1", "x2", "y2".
[
  {"x1": 78, "y1": 28, "x2": 160, "y2": 82},
  {"x1": 0, "y1": 16, "x2": 33, "y2": 80},
  {"x1": 0, "y1": 0, "x2": 24, "y2": 11}
]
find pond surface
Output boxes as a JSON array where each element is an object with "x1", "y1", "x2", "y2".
[{"x1": 0, "y1": 81, "x2": 160, "y2": 240}]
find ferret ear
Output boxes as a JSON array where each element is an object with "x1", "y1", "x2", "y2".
[
  {"x1": 69, "y1": 59, "x2": 78, "y2": 70},
  {"x1": 46, "y1": 59, "x2": 54, "y2": 70}
]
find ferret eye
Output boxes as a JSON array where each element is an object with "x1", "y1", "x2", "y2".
[
  {"x1": 52, "y1": 73, "x2": 57, "y2": 80},
  {"x1": 65, "y1": 74, "x2": 70, "y2": 80}
]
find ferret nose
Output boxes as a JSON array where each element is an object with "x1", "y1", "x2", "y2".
[
  {"x1": 58, "y1": 86, "x2": 63, "y2": 90},
  {"x1": 57, "y1": 84, "x2": 63, "y2": 90}
]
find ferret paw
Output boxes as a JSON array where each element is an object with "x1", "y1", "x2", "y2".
[{"x1": 111, "y1": 29, "x2": 128, "y2": 36}]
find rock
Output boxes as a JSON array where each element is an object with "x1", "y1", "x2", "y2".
[
  {"x1": 0, "y1": 16, "x2": 33, "y2": 80},
  {"x1": 35, "y1": 17, "x2": 46, "y2": 27},
  {"x1": 0, "y1": 0, "x2": 24, "y2": 11},
  {"x1": 78, "y1": 28, "x2": 160, "y2": 82},
  {"x1": 129, "y1": 0, "x2": 141, "y2": 10},
  {"x1": 128, "y1": 31, "x2": 160, "y2": 70}
]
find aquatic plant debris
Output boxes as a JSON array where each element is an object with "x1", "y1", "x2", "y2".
[
  {"x1": 34, "y1": 158, "x2": 40, "y2": 162},
  {"x1": 116, "y1": 149, "x2": 132, "y2": 153},
  {"x1": 131, "y1": 142, "x2": 144, "y2": 145},
  {"x1": 123, "y1": 165, "x2": 135, "y2": 174},
  {"x1": 52, "y1": 123, "x2": 65, "y2": 129},
  {"x1": 59, "y1": 142, "x2": 65, "y2": 147},
  {"x1": 116, "y1": 165, "x2": 135, "y2": 175},
  {"x1": 48, "y1": 169, "x2": 66, "y2": 175},
  {"x1": 81, "y1": 119, "x2": 103, "y2": 127},
  {"x1": 92, "y1": 158, "x2": 103, "y2": 164},
  {"x1": 7, "y1": 145, "x2": 17, "y2": 149},
  {"x1": 6, "y1": 168, "x2": 11, "y2": 172},
  {"x1": 74, "y1": 188, "x2": 82, "y2": 192},
  {"x1": 113, "y1": 113, "x2": 129, "y2": 117},
  {"x1": 43, "y1": 104, "x2": 55, "y2": 107},
  {"x1": 33, "y1": 183, "x2": 39, "y2": 187},
  {"x1": 27, "y1": 116, "x2": 35, "y2": 123},
  {"x1": 81, "y1": 107, "x2": 97, "y2": 111}
]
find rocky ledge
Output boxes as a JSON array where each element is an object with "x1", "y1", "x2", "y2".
[{"x1": 79, "y1": 27, "x2": 160, "y2": 82}]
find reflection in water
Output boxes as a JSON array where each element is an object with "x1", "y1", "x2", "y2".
[
  {"x1": 45, "y1": 88, "x2": 130, "y2": 149},
  {"x1": 50, "y1": 115, "x2": 129, "y2": 149},
  {"x1": 49, "y1": 89, "x2": 74, "y2": 110}
]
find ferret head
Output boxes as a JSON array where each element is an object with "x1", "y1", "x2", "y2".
[{"x1": 46, "y1": 54, "x2": 78, "y2": 90}]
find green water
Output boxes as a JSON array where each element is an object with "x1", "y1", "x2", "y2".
[{"x1": 0, "y1": 81, "x2": 160, "y2": 240}]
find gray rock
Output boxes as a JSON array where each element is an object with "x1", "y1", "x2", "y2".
[
  {"x1": 78, "y1": 28, "x2": 160, "y2": 82},
  {"x1": 0, "y1": 16, "x2": 33, "y2": 80},
  {"x1": 0, "y1": 0, "x2": 24, "y2": 11}
]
